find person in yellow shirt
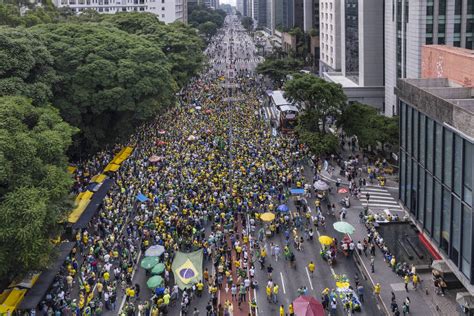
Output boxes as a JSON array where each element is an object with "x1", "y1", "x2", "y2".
[
  {"x1": 266, "y1": 285, "x2": 272, "y2": 302},
  {"x1": 279, "y1": 305, "x2": 285, "y2": 316},
  {"x1": 196, "y1": 280, "x2": 204, "y2": 297},
  {"x1": 308, "y1": 261, "x2": 315, "y2": 276},
  {"x1": 374, "y1": 283, "x2": 381, "y2": 295},
  {"x1": 289, "y1": 303, "x2": 294, "y2": 315}
]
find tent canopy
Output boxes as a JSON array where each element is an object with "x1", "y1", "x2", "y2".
[{"x1": 19, "y1": 242, "x2": 74, "y2": 310}]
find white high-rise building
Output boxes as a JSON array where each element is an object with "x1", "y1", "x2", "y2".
[
  {"x1": 319, "y1": 0, "x2": 341, "y2": 73},
  {"x1": 322, "y1": 0, "x2": 385, "y2": 110},
  {"x1": 53, "y1": 0, "x2": 187, "y2": 24},
  {"x1": 384, "y1": 0, "x2": 474, "y2": 116}
]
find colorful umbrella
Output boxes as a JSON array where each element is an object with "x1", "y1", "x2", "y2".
[
  {"x1": 277, "y1": 204, "x2": 289, "y2": 212},
  {"x1": 313, "y1": 180, "x2": 330, "y2": 191},
  {"x1": 187, "y1": 135, "x2": 197, "y2": 141},
  {"x1": 318, "y1": 235, "x2": 334, "y2": 246},
  {"x1": 293, "y1": 295, "x2": 325, "y2": 316},
  {"x1": 333, "y1": 221, "x2": 355, "y2": 234},
  {"x1": 145, "y1": 245, "x2": 165, "y2": 257},
  {"x1": 147, "y1": 275, "x2": 164, "y2": 289},
  {"x1": 140, "y1": 256, "x2": 159, "y2": 270},
  {"x1": 260, "y1": 212, "x2": 276, "y2": 222},
  {"x1": 158, "y1": 130, "x2": 166, "y2": 134},
  {"x1": 151, "y1": 263, "x2": 166, "y2": 275},
  {"x1": 337, "y1": 187, "x2": 349, "y2": 194}
]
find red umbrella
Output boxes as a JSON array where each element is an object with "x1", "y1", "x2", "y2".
[
  {"x1": 293, "y1": 296, "x2": 325, "y2": 316},
  {"x1": 156, "y1": 140, "x2": 167, "y2": 146}
]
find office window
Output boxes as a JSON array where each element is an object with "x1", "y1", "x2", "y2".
[
  {"x1": 455, "y1": 0, "x2": 462, "y2": 15},
  {"x1": 435, "y1": 123, "x2": 443, "y2": 179},
  {"x1": 413, "y1": 110, "x2": 419, "y2": 160},
  {"x1": 407, "y1": 106, "x2": 412, "y2": 154},
  {"x1": 441, "y1": 188, "x2": 451, "y2": 252},
  {"x1": 401, "y1": 102, "x2": 406, "y2": 149},
  {"x1": 426, "y1": 23, "x2": 433, "y2": 34},
  {"x1": 426, "y1": 37, "x2": 433, "y2": 44},
  {"x1": 454, "y1": 135, "x2": 463, "y2": 196},
  {"x1": 451, "y1": 197, "x2": 461, "y2": 265},
  {"x1": 427, "y1": 119, "x2": 434, "y2": 172},
  {"x1": 438, "y1": 0, "x2": 446, "y2": 16},
  {"x1": 400, "y1": 153, "x2": 406, "y2": 203},
  {"x1": 425, "y1": 174, "x2": 434, "y2": 234},
  {"x1": 407, "y1": 157, "x2": 412, "y2": 208},
  {"x1": 433, "y1": 181, "x2": 442, "y2": 243},
  {"x1": 438, "y1": 37, "x2": 446, "y2": 44},
  {"x1": 419, "y1": 114, "x2": 426, "y2": 166},
  {"x1": 462, "y1": 205, "x2": 472, "y2": 279},
  {"x1": 444, "y1": 130, "x2": 453, "y2": 188},
  {"x1": 411, "y1": 161, "x2": 418, "y2": 215},
  {"x1": 464, "y1": 141, "x2": 473, "y2": 206},
  {"x1": 418, "y1": 169, "x2": 425, "y2": 224}
]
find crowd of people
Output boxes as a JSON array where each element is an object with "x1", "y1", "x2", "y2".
[{"x1": 31, "y1": 14, "x2": 313, "y2": 316}]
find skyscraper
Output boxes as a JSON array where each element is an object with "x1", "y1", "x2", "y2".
[{"x1": 385, "y1": 0, "x2": 474, "y2": 117}]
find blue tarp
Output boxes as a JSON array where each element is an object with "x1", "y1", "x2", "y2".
[
  {"x1": 136, "y1": 193, "x2": 149, "y2": 202},
  {"x1": 290, "y1": 188, "x2": 305, "y2": 195}
]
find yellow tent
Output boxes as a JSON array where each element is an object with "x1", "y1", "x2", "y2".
[
  {"x1": 68, "y1": 191, "x2": 93, "y2": 224},
  {"x1": 0, "y1": 288, "x2": 26, "y2": 314},
  {"x1": 104, "y1": 163, "x2": 120, "y2": 172},
  {"x1": 67, "y1": 166, "x2": 77, "y2": 174},
  {"x1": 112, "y1": 156, "x2": 126, "y2": 165},
  {"x1": 8, "y1": 273, "x2": 40, "y2": 289},
  {"x1": 90, "y1": 174, "x2": 107, "y2": 184}
]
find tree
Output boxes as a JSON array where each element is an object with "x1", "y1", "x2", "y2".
[
  {"x1": 101, "y1": 13, "x2": 204, "y2": 87},
  {"x1": 32, "y1": 23, "x2": 177, "y2": 155},
  {"x1": 198, "y1": 21, "x2": 218, "y2": 40},
  {"x1": 0, "y1": 96, "x2": 76, "y2": 278},
  {"x1": 256, "y1": 56, "x2": 303, "y2": 83},
  {"x1": 241, "y1": 16, "x2": 253, "y2": 32},
  {"x1": 296, "y1": 127, "x2": 339, "y2": 156},
  {"x1": 338, "y1": 102, "x2": 399, "y2": 150},
  {"x1": 284, "y1": 73, "x2": 346, "y2": 133},
  {"x1": 0, "y1": 26, "x2": 57, "y2": 106},
  {"x1": 188, "y1": 5, "x2": 226, "y2": 29}
]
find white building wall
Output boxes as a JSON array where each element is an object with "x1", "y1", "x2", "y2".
[
  {"x1": 319, "y1": 0, "x2": 340, "y2": 73},
  {"x1": 384, "y1": 0, "x2": 397, "y2": 116},
  {"x1": 53, "y1": 0, "x2": 186, "y2": 23}
]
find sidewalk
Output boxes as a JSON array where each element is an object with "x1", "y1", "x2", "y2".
[{"x1": 318, "y1": 161, "x2": 459, "y2": 315}]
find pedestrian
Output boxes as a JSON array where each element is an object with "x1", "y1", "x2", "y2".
[
  {"x1": 405, "y1": 297, "x2": 410, "y2": 313},
  {"x1": 370, "y1": 256, "x2": 375, "y2": 273},
  {"x1": 374, "y1": 283, "x2": 381, "y2": 296},
  {"x1": 357, "y1": 284, "x2": 364, "y2": 302},
  {"x1": 272, "y1": 284, "x2": 279, "y2": 303},
  {"x1": 330, "y1": 299, "x2": 337, "y2": 315},
  {"x1": 193, "y1": 307, "x2": 200, "y2": 316},
  {"x1": 412, "y1": 273, "x2": 418, "y2": 289},
  {"x1": 308, "y1": 261, "x2": 315, "y2": 276},
  {"x1": 357, "y1": 241, "x2": 363, "y2": 255},
  {"x1": 402, "y1": 302, "x2": 408, "y2": 315},
  {"x1": 404, "y1": 274, "x2": 410, "y2": 292},
  {"x1": 279, "y1": 304, "x2": 285, "y2": 316}
]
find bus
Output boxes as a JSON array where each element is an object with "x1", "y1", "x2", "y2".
[{"x1": 265, "y1": 90, "x2": 299, "y2": 132}]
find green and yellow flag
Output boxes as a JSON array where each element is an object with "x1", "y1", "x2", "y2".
[{"x1": 171, "y1": 250, "x2": 203, "y2": 289}]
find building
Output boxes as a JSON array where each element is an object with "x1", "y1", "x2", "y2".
[
  {"x1": 257, "y1": 0, "x2": 267, "y2": 28},
  {"x1": 385, "y1": 0, "x2": 474, "y2": 117},
  {"x1": 53, "y1": 0, "x2": 187, "y2": 23},
  {"x1": 237, "y1": 0, "x2": 244, "y2": 14},
  {"x1": 397, "y1": 77, "x2": 474, "y2": 291},
  {"x1": 319, "y1": 0, "x2": 341, "y2": 74},
  {"x1": 303, "y1": 0, "x2": 319, "y2": 33},
  {"x1": 421, "y1": 45, "x2": 474, "y2": 87},
  {"x1": 321, "y1": 0, "x2": 385, "y2": 110}
]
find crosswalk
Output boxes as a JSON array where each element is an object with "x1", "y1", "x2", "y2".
[{"x1": 360, "y1": 186, "x2": 404, "y2": 213}]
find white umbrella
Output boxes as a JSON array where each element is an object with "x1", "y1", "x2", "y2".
[
  {"x1": 145, "y1": 245, "x2": 165, "y2": 257},
  {"x1": 313, "y1": 180, "x2": 330, "y2": 191},
  {"x1": 187, "y1": 135, "x2": 197, "y2": 141}
]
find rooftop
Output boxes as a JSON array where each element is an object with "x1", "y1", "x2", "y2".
[
  {"x1": 323, "y1": 72, "x2": 359, "y2": 87},
  {"x1": 397, "y1": 78, "x2": 474, "y2": 140},
  {"x1": 404, "y1": 78, "x2": 474, "y2": 115}
]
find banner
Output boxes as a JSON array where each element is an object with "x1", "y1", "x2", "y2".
[{"x1": 171, "y1": 250, "x2": 203, "y2": 290}]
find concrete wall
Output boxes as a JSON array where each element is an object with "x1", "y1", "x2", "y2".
[
  {"x1": 421, "y1": 45, "x2": 474, "y2": 88},
  {"x1": 396, "y1": 79, "x2": 474, "y2": 139},
  {"x1": 359, "y1": 0, "x2": 383, "y2": 87}
]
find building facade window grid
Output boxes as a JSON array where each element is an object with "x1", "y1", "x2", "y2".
[{"x1": 399, "y1": 101, "x2": 474, "y2": 282}]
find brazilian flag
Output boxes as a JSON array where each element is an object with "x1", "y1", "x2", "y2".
[{"x1": 171, "y1": 250, "x2": 203, "y2": 289}]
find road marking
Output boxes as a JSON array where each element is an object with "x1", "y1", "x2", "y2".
[
  {"x1": 305, "y1": 267, "x2": 314, "y2": 290},
  {"x1": 280, "y1": 272, "x2": 287, "y2": 294},
  {"x1": 362, "y1": 202, "x2": 402, "y2": 208}
]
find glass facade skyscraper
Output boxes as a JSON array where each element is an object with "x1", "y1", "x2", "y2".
[{"x1": 398, "y1": 79, "x2": 474, "y2": 283}]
